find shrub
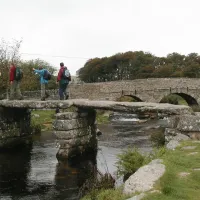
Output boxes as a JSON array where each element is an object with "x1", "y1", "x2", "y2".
[
  {"x1": 150, "y1": 128, "x2": 165, "y2": 147},
  {"x1": 116, "y1": 148, "x2": 147, "y2": 178}
]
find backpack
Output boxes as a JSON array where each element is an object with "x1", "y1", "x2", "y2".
[
  {"x1": 15, "y1": 67, "x2": 23, "y2": 81},
  {"x1": 62, "y1": 67, "x2": 71, "y2": 81},
  {"x1": 43, "y1": 69, "x2": 51, "y2": 80}
]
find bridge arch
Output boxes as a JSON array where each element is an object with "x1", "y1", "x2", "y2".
[
  {"x1": 116, "y1": 95, "x2": 143, "y2": 102},
  {"x1": 159, "y1": 93, "x2": 198, "y2": 106}
]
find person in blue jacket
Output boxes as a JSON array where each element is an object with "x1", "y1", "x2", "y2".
[{"x1": 32, "y1": 66, "x2": 49, "y2": 101}]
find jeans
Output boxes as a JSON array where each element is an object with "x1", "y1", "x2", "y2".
[{"x1": 59, "y1": 83, "x2": 69, "y2": 100}]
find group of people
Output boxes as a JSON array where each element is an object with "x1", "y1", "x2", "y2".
[{"x1": 9, "y1": 62, "x2": 71, "y2": 101}]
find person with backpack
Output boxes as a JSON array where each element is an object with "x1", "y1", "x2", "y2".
[
  {"x1": 32, "y1": 66, "x2": 50, "y2": 101},
  {"x1": 57, "y1": 62, "x2": 71, "y2": 100},
  {"x1": 9, "y1": 63, "x2": 23, "y2": 100}
]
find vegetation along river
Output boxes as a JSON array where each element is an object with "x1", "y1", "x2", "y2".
[{"x1": 0, "y1": 112, "x2": 158, "y2": 200}]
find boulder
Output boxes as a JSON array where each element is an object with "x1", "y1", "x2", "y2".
[
  {"x1": 166, "y1": 140, "x2": 180, "y2": 150},
  {"x1": 123, "y1": 159, "x2": 165, "y2": 194}
]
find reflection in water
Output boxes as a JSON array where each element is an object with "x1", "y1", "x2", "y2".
[
  {"x1": 0, "y1": 133, "x2": 97, "y2": 200},
  {"x1": 0, "y1": 144, "x2": 32, "y2": 199}
]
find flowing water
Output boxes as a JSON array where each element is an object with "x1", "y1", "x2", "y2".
[{"x1": 0, "y1": 113, "x2": 158, "y2": 200}]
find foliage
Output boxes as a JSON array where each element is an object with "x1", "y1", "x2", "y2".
[
  {"x1": 96, "y1": 110, "x2": 111, "y2": 124},
  {"x1": 31, "y1": 110, "x2": 55, "y2": 131},
  {"x1": 0, "y1": 39, "x2": 57, "y2": 94},
  {"x1": 160, "y1": 94, "x2": 188, "y2": 105},
  {"x1": 150, "y1": 128, "x2": 165, "y2": 147},
  {"x1": 116, "y1": 96, "x2": 137, "y2": 102},
  {"x1": 79, "y1": 51, "x2": 200, "y2": 83},
  {"x1": 143, "y1": 141, "x2": 200, "y2": 200},
  {"x1": 116, "y1": 148, "x2": 148, "y2": 177}
]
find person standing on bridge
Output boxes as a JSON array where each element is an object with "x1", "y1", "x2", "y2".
[
  {"x1": 32, "y1": 66, "x2": 50, "y2": 101},
  {"x1": 9, "y1": 63, "x2": 23, "y2": 100},
  {"x1": 57, "y1": 62, "x2": 71, "y2": 100}
]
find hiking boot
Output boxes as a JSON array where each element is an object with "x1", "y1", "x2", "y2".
[
  {"x1": 41, "y1": 97, "x2": 46, "y2": 101},
  {"x1": 45, "y1": 93, "x2": 50, "y2": 99},
  {"x1": 17, "y1": 96, "x2": 24, "y2": 100},
  {"x1": 65, "y1": 95, "x2": 69, "y2": 100}
]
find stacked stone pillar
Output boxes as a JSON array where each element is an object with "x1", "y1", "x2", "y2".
[{"x1": 53, "y1": 108, "x2": 97, "y2": 160}]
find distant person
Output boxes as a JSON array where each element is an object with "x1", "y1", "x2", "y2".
[
  {"x1": 9, "y1": 63, "x2": 23, "y2": 100},
  {"x1": 57, "y1": 62, "x2": 71, "y2": 100},
  {"x1": 32, "y1": 66, "x2": 51, "y2": 101}
]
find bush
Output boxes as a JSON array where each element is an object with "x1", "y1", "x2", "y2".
[
  {"x1": 150, "y1": 128, "x2": 165, "y2": 147},
  {"x1": 116, "y1": 148, "x2": 147, "y2": 178}
]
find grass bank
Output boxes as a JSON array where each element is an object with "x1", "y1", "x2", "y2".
[
  {"x1": 81, "y1": 140, "x2": 200, "y2": 200},
  {"x1": 143, "y1": 140, "x2": 200, "y2": 200}
]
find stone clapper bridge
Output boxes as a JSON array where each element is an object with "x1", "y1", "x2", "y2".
[{"x1": 0, "y1": 99, "x2": 195, "y2": 160}]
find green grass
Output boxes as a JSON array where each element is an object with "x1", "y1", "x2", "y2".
[
  {"x1": 31, "y1": 110, "x2": 55, "y2": 131},
  {"x1": 143, "y1": 140, "x2": 200, "y2": 200},
  {"x1": 81, "y1": 187, "x2": 131, "y2": 200}
]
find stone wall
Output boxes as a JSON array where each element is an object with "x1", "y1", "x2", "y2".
[{"x1": 53, "y1": 108, "x2": 97, "y2": 160}]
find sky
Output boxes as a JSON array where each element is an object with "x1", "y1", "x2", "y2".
[{"x1": 0, "y1": 0, "x2": 200, "y2": 75}]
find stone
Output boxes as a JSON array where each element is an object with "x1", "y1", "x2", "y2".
[
  {"x1": 126, "y1": 193, "x2": 145, "y2": 200},
  {"x1": 57, "y1": 134, "x2": 93, "y2": 148},
  {"x1": 188, "y1": 152, "x2": 198, "y2": 155},
  {"x1": 193, "y1": 168, "x2": 200, "y2": 171},
  {"x1": 159, "y1": 116, "x2": 180, "y2": 128},
  {"x1": 178, "y1": 172, "x2": 190, "y2": 177},
  {"x1": 166, "y1": 140, "x2": 180, "y2": 150},
  {"x1": 54, "y1": 127, "x2": 92, "y2": 140},
  {"x1": 0, "y1": 99, "x2": 192, "y2": 115},
  {"x1": 53, "y1": 118, "x2": 88, "y2": 131},
  {"x1": 123, "y1": 159, "x2": 165, "y2": 194},
  {"x1": 177, "y1": 115, "x2": 200, "y2": 132},
  {"x1": 32, "y1": 113, "x2": 40, "y2": 118},
  {"x1": 56, "y1": 112, "x2": 88, "y2": 120},
  {"x1": 182, "y1": 146, "x2": 196, "y2": 150},
  {"x1": 173, "y1": 133, "x2": 190, "y2": 141}
]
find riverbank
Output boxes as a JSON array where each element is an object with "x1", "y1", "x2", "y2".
[{"x1": 82, "y1": 140, "x2": 200, "y2": 200}]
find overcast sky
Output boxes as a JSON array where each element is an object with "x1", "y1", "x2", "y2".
[{"x1": 0, "y1": 0, "x2": 199, "y2": 75}]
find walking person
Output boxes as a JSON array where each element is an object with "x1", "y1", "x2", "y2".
[
  {"x1": 9, "y1": 63, "x2": 23, "y2": 100},
  {"x1": 32, "y1": 66, "x2": 50, "y2": 101},
  {"x1": 57, "y1": 62, "x2": 71, "y2": 100}
]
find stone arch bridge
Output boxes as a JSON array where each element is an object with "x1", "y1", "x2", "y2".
[{"x1": 68, "y1": 78, "x2": 200, "y2": 105}]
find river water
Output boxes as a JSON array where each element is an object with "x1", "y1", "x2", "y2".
[{"x1": 0, "y1": 113, "x2": 156, "y2": 200}]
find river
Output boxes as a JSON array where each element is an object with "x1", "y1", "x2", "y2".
[{"x1": 0, "y1": 113, "x2": 156, "y2": 200}]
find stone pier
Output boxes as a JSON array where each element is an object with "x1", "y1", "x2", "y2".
[
  {"x1": 53, "y1": 108, "x2": 97, "y2": 160},
  {"x1": 0, "y1": 107, "x2": 31, "y2": 148}
]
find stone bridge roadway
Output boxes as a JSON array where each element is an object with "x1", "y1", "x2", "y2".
[
  {"x1": 67, "y1": 78, "x2": 200, "y2": 105},
  {"x1": 0, "y1": 99, "x2": 193, "y2": 160}
]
